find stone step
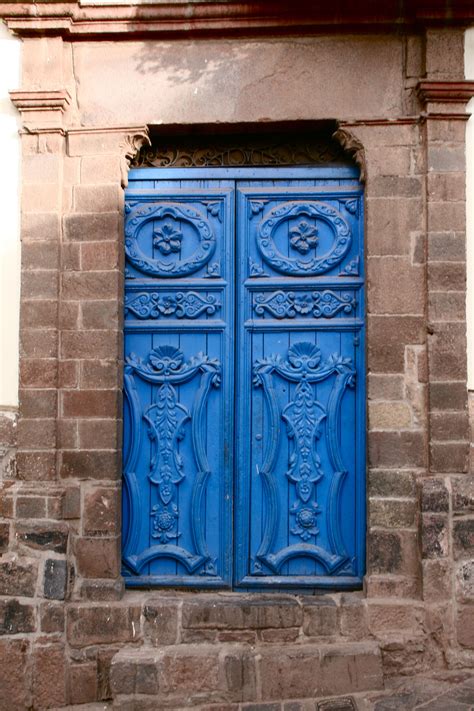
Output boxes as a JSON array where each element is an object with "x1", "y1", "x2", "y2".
[{"x1": 110, "y1": 640, "x2": 383, "y2": 708}]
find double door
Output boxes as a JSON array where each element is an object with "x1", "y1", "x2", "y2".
[{"x1": 122, "y1": 167, "x2": 365, "y2": 589}]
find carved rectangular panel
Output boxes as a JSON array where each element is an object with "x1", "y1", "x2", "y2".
[
  {"x1": 122, "y1": 182, "x2": 234, "y2": 587},
  {"x1": 234, "y1": 183, "x2": 365, "y2": 588}
]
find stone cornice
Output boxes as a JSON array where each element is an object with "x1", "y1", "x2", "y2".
[
  {"x1": 9, "y1": 90, "x2": 71, "y2": 113},
  {"x1": 417, "y1": 81, "x2": 474, "y2": 104},
  {"x1": 2, "y1": 1, "x2": 474, "y2": 38}
]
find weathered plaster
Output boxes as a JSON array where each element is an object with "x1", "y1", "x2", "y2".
[{"x1": 0, "y1": 23, "x2": 20, "y2": 409}]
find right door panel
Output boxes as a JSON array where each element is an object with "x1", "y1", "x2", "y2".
[{"x1": 235, "y1": 180, "x2": 365, "y2": 589}]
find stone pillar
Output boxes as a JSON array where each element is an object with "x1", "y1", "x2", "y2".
[
  {"x1": 61, "y1": 126, "x2": 149, "y2": 601},
  {"x1": 419, "y1": 28, "x2": 474, "y2": 666}
]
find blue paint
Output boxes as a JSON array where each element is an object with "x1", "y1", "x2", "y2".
[{"x1": 123, "y1": 169, "x2": 365, "y2": 590}]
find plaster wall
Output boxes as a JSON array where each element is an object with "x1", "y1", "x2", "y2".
[
  {"x1": 72, "y1": 36, "x2": 405, "y2": 126},
  {"x1": 0, "y1": 23, "x2": 20, "y2": 408}
]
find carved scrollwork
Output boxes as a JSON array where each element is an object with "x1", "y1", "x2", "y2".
[
  {"x1": 257, "y1": 201, "x2": 352, "y2": 276},
  {"x1": 125, "y1": 291, "x2": 221, "y2": 320},
  {"x1": 125, "y1": 202, "x2": 216, "y2": 278},
  {"x1": 253, "y1": 290, "x2": 356, "y2": 319},
  {"x1": 123, "y1": 345, "x2": 221, "y2": 576},
  {"x1": 252, "y1": 343, "x2": 355, "y2": 574}
]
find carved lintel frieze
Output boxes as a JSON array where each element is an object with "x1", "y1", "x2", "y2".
[
  {"x1": 10, "y1": 89, "x2": 71, "y2": 133},
  {"x1": 332, "y1": 127, "x2": 366, "y2": 183},
  {"x1": 417, "y1": 81, "x2": 474, "y2": 119}
]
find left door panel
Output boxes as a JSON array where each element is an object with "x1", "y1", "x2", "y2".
[{"x1": 122, "y1": 180, "x2": 234, "y2": 587}]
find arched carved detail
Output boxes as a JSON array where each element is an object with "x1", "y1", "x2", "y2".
[
  {"x1": 120, "y1": 129, "x2": 151, "y2": 187},
  {"x1": 332, "y1": 127, "x2": 366, "y2": 183}
]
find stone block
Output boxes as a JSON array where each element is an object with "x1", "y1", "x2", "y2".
[
  {"x1": 368, "y1": 374, "x2": 405, "y2": 401},
  {"x1": 369, "y1": 498, "x2": 417, "y2": 528},
  {"x1": 320, "y1": 643, "x2": 383, "y2": 695},
  {"x1": 368, "y1": 529, "x2": 419, "y2": 576},
  {"x1": 16, "y1": 418, "x2": 56, "y2": 450},
  {"x1": 80, "y1": 577, "x2": 124, "y2": 601},
  {"x1": 455, "y1": 560, "x2": 474, "y2": 602},
  {"x1": 429, "y1": 381, "x2": 468, "y2": 412},
  {"x1": 74, "y1": 184, "x2": 121, "y2": 213},
  {"x1": 429, "y1": 322, "x2": 467, "y2": 381},
  {"x1": 61, "y1": 330, "x2": 121, "y2": 360},
  {"x1": 58, "y1": 360, "x2": 80, "y2": 389},
  {"x1": 60, "y1": 450, "x2": 119, "y2": 480},
  {"x1": 456, "y1": 605, "x2": 474, "y2": 648},
  {"x1": 69, "y1": 662, "x2": 99, "y2": 705},
  {"x1": 368, "y1": 431, "x2": 426, "y2": 468},
  {"x1": 0, "y1": 640, "x2": 30, "y2": 711},
  {"x1": 302, "y1": 597, "x2": 338, "y2": 637},
  {"x1": 16, "y1": 451, "x2": 57, "y2": 481},
  {"x1": 366, "y1": 147, "x2": 412, "y2": 178},
  {"x1": 368, "y1": 602, "x2": 424, "y2": 634},
  {"x1": 16, "y1": 495, "x2": 47, "y2": 519},
  {"x1": 62, "y1": 390, "x2": 120, "y2": 418},
  {"x1": 181, "y1": 596, "x2": 302, "y2": 630},
  {"x1": 428, "y1": 292, "x2": 466, "y2": 322},
  {"x1": 430, "y1": 412, "x2": 469, "y2": 441},
  {"x1": 15, "y1": 522, "x2": 69, "y2": 553},
  {"x1": 81, "y1": 154, "x2": 122, "y2": 184},
  {"x1": 367, "y1": 257, "x2": 424, "y2": 315},
  {"x1": 78, "y1": 419, "x2": 119, "y2": 450},
  {"x1": 339, "y1": 594, "x2": 368, "y2": 640},
  {"x1": 32, "y1": 643, "x2": 67, "y2": 709},
  {"x1": 81, "y1": 300, "x2": 121, "y2": 329},
  {"x1": 368, "y1": 316, "x2": 425, "y2": 372},
  {"x1": 0, "y1": 599, "x2": 36, "y2": 635},
  {"x1": 81, "y1": 360, "x2": 121, "y2": 389},
  {"x1": 61, "y1": 272, "x2": 120, "y2": 301},
  {"x1": 368, "y1": 401, "x2": 413, "y2": 430},
  {"x1": 22, "y1": 183, "x2": 61, "y2": 212},
  {"x1": 368, "y1": 469, "x2": 416, "y2": 498},
  {"x1": 430, "y1": 442, "x2": 469, "y2": 474},
  {"x1": 366, "y1": 198, "x2": 421, "y2": 255},
  {"x1": 67, "y1": 604, "x2": 141, "y2": 647},
  {"x1": 20, "y1": 328, "x2": 58, "y2": 358},
  {"x1": 428, "y1": 231, "x2": 466, "y2": 262},
  {"x1": 422, "y1": 513, "x2": 449, "y2": 558},
  {"x1": 422, "y1": 559, "x2": 452, "y2": 602},
  {"x1": 81, "y1": 241, "x2": 121, "y2": 271},
  {"x1": 143, "y1": 599, "x2": 180, "y2": 646},
  {"x1": 370, "y1": 175, "x2": 422, "y2": 198},
  {"x1": 421, "y1": 478, "x2": 449, "y2": 512},
  {"x1": 63, "y1": 212, "x2": 121, "y2": 242},
  {"x1": 0, "y1": 558, "x2": 38, "y2": 597},
  {"x1": 452, "y1": 475, "x2": 474, "y2": 514},
  {"x1": 22, "y1": 241, "x2": 59, "y2": 271},
  {"x1": 73, "y1": 536, "x2": 121, "y2": 578},
  {"x1": 157, "y1": 646, "x2": 221, "y2": 695},
  {"x1": 427, "y1": 146, "x2": 466, "y2": 173},
  {"x1": 61, "y1": 486, "x2": 81, "y2": 519},
  {"x1": 0, "y1": 524, "x2": 9, "y2": 554},
  {"x1": 40, "y1": 601, "x2": 65, "y2": 633},
  {"x1": 44, "y1": 559, "x2": 67, "y2": 600},
  {"x1": 20, "y1": 299, "x2": 57, "y2": 330},
  {"x1": 20, "y1": 389, "x2": 57, "y2": 418},
  {"x1": 427, "y1": 172, "x2": 466, "y2": 201},
  {"x1": 22, "y1": 212, "x2": 60, "y2": 242},
  {"x1": 258, "y1": 645, "x2": 321, "y2": 701},
  {"x1": 428, "y1": 262, "x2": 466, "y2": 291},
  {"x1": 20, "y1": 358, "x2": 57, "y2": 389},
  {"x1": 83, "y1": 486, "x2": 120, "y2": 535},
  {"x1": 453, "y1": 518, "x2": 474, "y2": 560}
]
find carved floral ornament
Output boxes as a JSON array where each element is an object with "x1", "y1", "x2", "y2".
[
  {"x1": 124, "y1": 201, "x2": 216, "y2": 277},
  {"x1": 257, "y1": 200, "x2": 352, "y2": 276}
]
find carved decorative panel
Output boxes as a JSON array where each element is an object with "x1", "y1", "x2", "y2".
[{"x1": 124, "y1": 167, "x2": 364, "y2": 590}]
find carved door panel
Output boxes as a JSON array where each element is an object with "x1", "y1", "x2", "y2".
[
  {"x1": 122, "y1": 168, "x2": 365, "y2": 590},
  {"x1": 234, "y1": 182, "x2": 365, "y2": 589},
  {"x1": 122, "y1": 181, "x2": 234, "y2": 587}
]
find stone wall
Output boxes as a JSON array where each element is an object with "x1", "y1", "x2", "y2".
[{"x1": 0, "y1": 4, "x2": 472, "y2": 707}]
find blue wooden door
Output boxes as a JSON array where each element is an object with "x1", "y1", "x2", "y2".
[{"x1": 122, "y1": 167, "x2": 365, "y2": 590}]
